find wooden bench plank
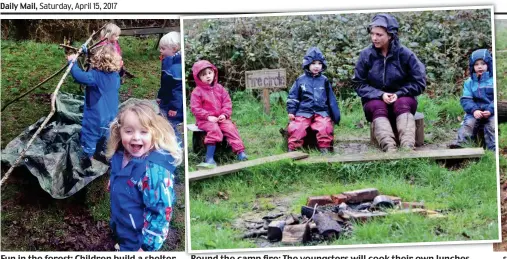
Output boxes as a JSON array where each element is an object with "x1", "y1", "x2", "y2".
[
  {"x1": 300, "y1": 148, "x2": 485, "y2": 164},
  {"x1": 189, "y1": 151, "x2": 309, "y2": 181},
  {"x1": 121, "y1": 26, "x2": 180, "y2": 36}
]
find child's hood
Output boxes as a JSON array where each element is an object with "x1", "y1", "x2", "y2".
[
  {"x1": 469, "y1": 49, "x2": 493, "y2": 77},
  {"x1": 146, "y1": 150, "x2": 176, "y2": 170},
  {"x1": 192, "y1": 60, "x2": 218, "y2": 88},
  {"x1": 302, "y1": 47, "x2": 328, "y2": 73}
]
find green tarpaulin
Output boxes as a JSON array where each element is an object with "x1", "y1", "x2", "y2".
[{"x1": 1, "y1": 92, "x2": 109, "y2": 199}]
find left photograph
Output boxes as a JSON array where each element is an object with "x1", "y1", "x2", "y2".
[{"x1": 0, "y1": 19, "x2": 185, "y2": 251}]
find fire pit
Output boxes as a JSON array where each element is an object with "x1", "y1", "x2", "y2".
[{"x1": 241, "y1": 188, "x2": 445, "y2": 245}]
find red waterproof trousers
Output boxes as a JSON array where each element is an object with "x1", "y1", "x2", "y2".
[
  {"x1": 198, "y1": 119, "x2": 245, "y2": 154},
  {"x1": 287, "y1": 115, "x2": 333, "y2": 150}
]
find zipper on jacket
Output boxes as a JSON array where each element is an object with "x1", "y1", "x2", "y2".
[
  {"x1": 383, "y1": 57, "x2": 387, "y2": 87},
  {"x1": 129, "y1": 213, "x2": 137, "y2": 229},
  {"x1": 211, "y1": 88, "x2": 217, "y2": 113},
  {"x1": 312, "y1": 77, "x2": 317, "y2": 112}
]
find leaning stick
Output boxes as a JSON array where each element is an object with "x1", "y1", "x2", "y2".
[
  {"x1": 89, "y1": 38, "x2": 107, "y2": 51},
  {"x1": 0, "y1": 25, "x2": 106, "y2": 187},
  {"x1": 1, "y1": 63, "x2": 68, "y2": 112},
  {"x1": 59, "y1": 44, "x2": 79, "y2": 51}
]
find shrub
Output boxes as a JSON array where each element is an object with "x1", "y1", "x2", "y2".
[{"x1": 184, "y1": 9, "x2": 492, "y2": 98}]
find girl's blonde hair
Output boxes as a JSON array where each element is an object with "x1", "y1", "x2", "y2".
[
  {"x1": 91, "y1": 45, "x2": 122, "y2": 72},
  {"x1": 159, "y1": 31, "x2": 181, "y2": 51},
  {"x1": 106, "y1": 100, "x2": 182, "y2": 165},
  {"x1": 100, "y1": 23, "x2": 121, "y2": 41}
]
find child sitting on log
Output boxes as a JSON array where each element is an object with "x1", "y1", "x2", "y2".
[
  {"x1": 286, "y1": 47, "x2": 340, "y2": 153},
  {"x1": 156, "y1": 32, "x2": 183, "y2": 145},
  {"x1": 190, "y1": 60, "x2": 248, "y2": 169},
  {"x1": 67, "y1": 44, "x2": 121, "y2": 162},
  {"x1": 450, "y1": 49, "x2": 495, "y2": 151}
]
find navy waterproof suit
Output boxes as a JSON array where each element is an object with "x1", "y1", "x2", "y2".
[{"x1": 69, "y1": 65, "x2": 120, "y2": 156}]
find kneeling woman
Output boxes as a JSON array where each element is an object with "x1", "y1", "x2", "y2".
[{"x1": 352, "y1": 13, "x2": 426, "y2": 152}]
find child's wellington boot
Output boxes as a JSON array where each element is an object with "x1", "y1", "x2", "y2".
[{"x1": 197, "y1": 145, "x2": 217, "y2": 169}]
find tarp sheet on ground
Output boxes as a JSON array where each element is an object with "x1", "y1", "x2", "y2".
[{"x1": 1, "y1": 92, "x2": 109, "y2": 199}]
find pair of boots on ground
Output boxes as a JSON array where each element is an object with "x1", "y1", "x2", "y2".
[
  {"x1": 198, "y1": 145, "x2": 248, "y2": 169},
  {"x1": 373, "y1": 112, "x2": 416, "y2": 152}
]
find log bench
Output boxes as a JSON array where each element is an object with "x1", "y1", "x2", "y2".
[
  {"x1": 370, "y1": 112, "x2": 424, "y2": 147},
  {"x1": 187, "y1": 124, "x2": 231, "y2": 154}
]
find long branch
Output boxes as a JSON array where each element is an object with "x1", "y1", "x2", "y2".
[
  {"x1": 1, "y1": 64, "x2": 68, "y2": 112},
  {"x1": 1, "y1": 24, "x2": 106, "y2": 187}
]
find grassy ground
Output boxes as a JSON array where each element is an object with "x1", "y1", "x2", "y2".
[
  {"x1": 1, "y1": 37, "x2": 185, "y2": 251},
  {"x1": 187, "y1": 87, "x2": 498, "y2": 250}
]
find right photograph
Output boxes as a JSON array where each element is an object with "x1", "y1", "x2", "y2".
[
  {"x1": 494, "y1": 17, "x2": 507, "y2": 252},
  {"x1": 183, "y1": 7, "x2": 500, "y2": 251}
]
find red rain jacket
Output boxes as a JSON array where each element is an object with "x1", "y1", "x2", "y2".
[{"x1": 190, "y1": 60, "x2": 233, "y2": 126}]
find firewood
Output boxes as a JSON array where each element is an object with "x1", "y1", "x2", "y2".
[
  {"x1": 267, "y1": 220, "x2": 285, "y2": 242},
  {"x1": 281, "y1": 223, "x2": 310, "y2": 244},
  {"x1": 242, "y1": 229, "x2": 268, "y2": 239},
  {"x1": 313, "y1": 213, "x2": 342, "y2": 240}
]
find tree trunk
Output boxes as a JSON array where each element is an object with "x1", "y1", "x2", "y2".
[{"x1": 498, "y1": 101, "x2": 507, "y2": 123}]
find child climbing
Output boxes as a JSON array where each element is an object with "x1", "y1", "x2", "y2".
[
  {"x1": 67, "y1": 44, "x2": 121, "y2": 161},
  {"x1": 106, "y1": 100, "x2": 182, "y2": 251},
  {"x1": 286, "y1": 47, "x2": 340, "y2": 153},
  {"x1": 190, "y1": 60, "x2": 248, "y2": 168}
]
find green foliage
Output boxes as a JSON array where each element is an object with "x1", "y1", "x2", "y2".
[
  {"x1": 185, "y1": 10, "x2": 492, "y2": 98},
  {"x1": 496, "y1": 22, "x2": 507, "y2": 100}
]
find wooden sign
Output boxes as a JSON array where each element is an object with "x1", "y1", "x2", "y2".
[
  {"x1": 245, "y1": 68, "x2": 287, "y2": 114},
  {"x1": 245, "y1": 69, "x2": 287, "y2": 89}
]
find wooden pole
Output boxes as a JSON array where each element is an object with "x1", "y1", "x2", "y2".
[
  {"x1": 263, "y1": 88, "x2": 270, "y2": 114},
  {"x1": 1, "y1": 24, "x2": 106, "y2": 188}
]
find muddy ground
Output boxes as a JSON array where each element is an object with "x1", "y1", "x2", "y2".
[{"x1": 0, "y1": 167, "x2": 185, "y2": 251}]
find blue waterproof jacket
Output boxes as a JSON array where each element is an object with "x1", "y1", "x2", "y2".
[
  {"x1": 69, "y1": 65, "x2": 120, "y2": 154},
  {"x1": 460, "y1": 49, "x2": 495, "y2": 115},
  {"x1": 286, "y1": 47, "x2": 341, "y2": 124},
  {"x1": 109, "y1": 149, "x2": 177, "y2": 251},
  {"x1": 352, "y1": 14, "x2": 426, "y2": 105},
  {"x1": 158, "y1": 52, "x2": 183, "y2": 123}
]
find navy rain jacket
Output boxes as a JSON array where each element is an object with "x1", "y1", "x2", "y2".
[
  {"x1": 158, "y1": 52, "x2": 183, "y2": 123},
  {"x1": 352, "y1": 14, "x2": 426, "y2": 105},
  {"x1": 286, "y1": 47, "x2": 341, "y2": 124},
  {"x1": 460, "y1": 49, "x2": 495, "y2": 115},
  {"x1": 69, "y1": 65, "x2": 120, "y2": 155}
]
